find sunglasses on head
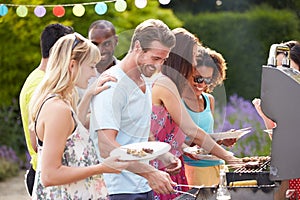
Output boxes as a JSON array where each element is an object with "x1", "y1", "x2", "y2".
[
  {"x1": 71, "y1": 34, "x2": 82, "y2": 50},
  {"x1": 193, "y1": 76, "x2": 212, "y2": 84}
]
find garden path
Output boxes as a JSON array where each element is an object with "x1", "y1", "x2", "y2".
[{"x1": 0, "y1": 170, "x2": 29, "y2": 200}]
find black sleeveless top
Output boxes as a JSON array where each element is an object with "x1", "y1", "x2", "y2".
[{"x1": 34, "y1": 94, "x2": 77, "y2": 146}]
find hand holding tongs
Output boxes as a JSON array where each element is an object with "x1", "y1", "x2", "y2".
[
  {"x1": 174, "y1": 190, "x2": 197, "y2": 198},
  {"x1": 174, "y1": 184, "x2": 204, "y2": 198},
  {"x1": 176, "y1": 184, "x2": 204, "y2": 189}
]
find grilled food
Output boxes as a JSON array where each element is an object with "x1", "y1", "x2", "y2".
[{"x1": 126, "y1": 148, "x2": 154, "y2": 158}]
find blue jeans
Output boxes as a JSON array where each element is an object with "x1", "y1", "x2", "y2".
[{"x1": 109, "y1": 191, "x2": 154, "y2": 200}]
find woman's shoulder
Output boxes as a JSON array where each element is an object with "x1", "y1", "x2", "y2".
[
  {"x1": 202, "y1": 93, "x2": 215, "y2": 110},
  {"x1": 42, "y1": 97, "x2": 72, "y2": 117},
  {"x1": 153, "y1": 74, "x2": 177, "y2": 90},
  {"x1": 152, "y1": 74, "x2": 181, "y2": 106},
  {"x1": 203, "y1": 92, "x2": 214, "y2": 101},
  {"x1": 37, "y1": 97, "x2": 74, "y2": 136}
]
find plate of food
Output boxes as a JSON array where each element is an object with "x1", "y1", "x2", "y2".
[
  {"x1": 210, "y1": 127, "x2": 251, "y2": 141},
  {"x1": 110, "y1": 141, "x2": 171, "y2": 161},
  {"x1": 183, "y1": 146, "x2": 220, "y2": 160}
]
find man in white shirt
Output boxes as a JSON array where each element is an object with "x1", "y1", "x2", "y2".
[
  {"x1": 90, "y1": 19, "x2": 179, "y2": 200},
  {"x1": 77, "y1": 20, "x2": 119, "y2": 128}
]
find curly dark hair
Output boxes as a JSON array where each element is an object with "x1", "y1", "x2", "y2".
[{"x1": 196, "y1": 46, "x2": 227, "y2": 93}]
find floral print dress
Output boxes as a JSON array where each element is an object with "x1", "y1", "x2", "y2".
[
  {"x1": 150, "y1": 104, "x2": 188, "y2": 200},
  {"x1": 32, "y1": 106, "x2": 108, "y2": 200}
]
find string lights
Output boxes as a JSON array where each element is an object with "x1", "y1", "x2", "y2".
[{"x1": 0, "y1": 0, "x2": 171, "y2": 18}]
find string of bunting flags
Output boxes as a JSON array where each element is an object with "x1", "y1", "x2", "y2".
[{"x1": 0, "y1": 0, "x2": 171, "y2": 18}]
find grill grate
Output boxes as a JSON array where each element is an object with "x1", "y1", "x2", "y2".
[{"x1": 234, "y1": 156, "x2": 271, "y2": 173}]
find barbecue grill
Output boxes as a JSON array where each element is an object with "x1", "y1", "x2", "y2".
[
  {"x1": 175, "y1": 157, "x2": 279, "y2": 200},
  {"x1": 261, "y1": 63, "x2": 300, "y2": 181},
  {"x1": 176, "y1": 44, "x2": 300, "y2": 200}
]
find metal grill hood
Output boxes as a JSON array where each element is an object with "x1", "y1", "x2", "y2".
[{"x1": 260, "y1": 65, "x2": 300, "y2": 181}]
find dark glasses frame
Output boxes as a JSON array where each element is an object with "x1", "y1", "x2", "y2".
[{"x1": 193, "y1": 76, "x2": 212, "y2": 84}]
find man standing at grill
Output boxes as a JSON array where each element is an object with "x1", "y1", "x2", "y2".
[{"x1": 90, "y1": 19, "x2": 179, "y2": 199}]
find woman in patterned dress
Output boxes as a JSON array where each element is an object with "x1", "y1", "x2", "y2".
[
  {"x1": 29, "y1": 33, "x2": 129, "y2": 200},
  {"x1": 150, "y1": 28, "x2": 240, "y2": 200}
]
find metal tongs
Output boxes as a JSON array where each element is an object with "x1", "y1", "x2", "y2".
[
  {"x1": 176, "y1": 183, "x2": 204, "y2": 189},
  {"x1": 174, "y1": 184, "x2": 204, "y2": 197}
]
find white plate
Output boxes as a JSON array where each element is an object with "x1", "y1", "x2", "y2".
[
  {"x1": 110, "y1": 141, "x2": 171, "y2": 161},
  {"x1": 264, "y1": 129, "x2": 273, "y2": 134},
  {"x1": 183, "y1": 146, "x2": 220, "y2": 160},
  {"x1": 210, "y1": 127, "x2": 251, "y2": 140}
]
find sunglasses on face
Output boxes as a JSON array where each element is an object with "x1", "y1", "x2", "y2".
[{"x1": 193, "y1": 76, "x2": 212, "y2": 84}]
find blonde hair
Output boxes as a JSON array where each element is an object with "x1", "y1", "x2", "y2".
[{"x1": 29, "y1": 33, "x2": 100, "y2": 128}]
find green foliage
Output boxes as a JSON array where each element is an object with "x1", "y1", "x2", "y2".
[
  {"x1": 0, "y1": 0, "x2": 182, "y2": 176},
  {"x1": 0, "y1": 99, "x2": 26, "y2": 157},
  {"x1": 0, "y1": 0, "x2": 74, "y2": 106},
  {"x1": 0, "y1": 0, "x2": 182, "y2": 106},
  {"x1": 0, "y1": 158, "x2": 19, "y2": 181},
  {"x1": 0, "y1": 145, "x2": 21, "y2": 181},
  {"x1": 163, "y1": 0, "x2": 300, "y2": 13},
  {"x1": 181, "y1": 5, "x2": 300, "y2": 100},
  {"x1": 214, "y1": 94, "x2": 271, "y2": 157}
]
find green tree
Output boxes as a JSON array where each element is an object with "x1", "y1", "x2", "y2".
[
  {"x1": 0, "y1": 0, "x2": 181, "y2": 167},
  {"x1": 162, "y1": 0, "x2": 300, "y2": 14},
  {"x1": 0, "y1": 0, "x2": 182, "y2": 106},
  {"x1": 181, "y1": 5, "x2": 300, "y2": 100}
]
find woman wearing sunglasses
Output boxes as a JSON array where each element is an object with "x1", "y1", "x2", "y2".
[
  {"x1": 150, "y1": 28, "x2": 240, "y2": 199},
  {"x1": 29, "y1": 33, "x2": 129, "y2": 199},
  {"x1": 181, "y1": 46, "x2": 236, "y2": 186}
]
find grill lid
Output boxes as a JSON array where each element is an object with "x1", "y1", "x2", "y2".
[{"x1": 260, "y1": 65, "x2": 300, "y2": 181}]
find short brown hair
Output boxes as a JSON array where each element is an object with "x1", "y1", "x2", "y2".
[{"x1": 130, "y1": 19, "x2": 175, "y2": 51}]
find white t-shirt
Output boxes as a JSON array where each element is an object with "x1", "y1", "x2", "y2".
[{"x1": 89, "y1": 65, "x2": 152, "y2": 194}]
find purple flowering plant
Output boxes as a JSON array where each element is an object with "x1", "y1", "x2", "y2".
[
  {"x1": 0, "y1": 98, "x2": 29, "y2": 180},
  {"x1": 214, "y1": 94, "x2": 272, "y2": 157}
]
